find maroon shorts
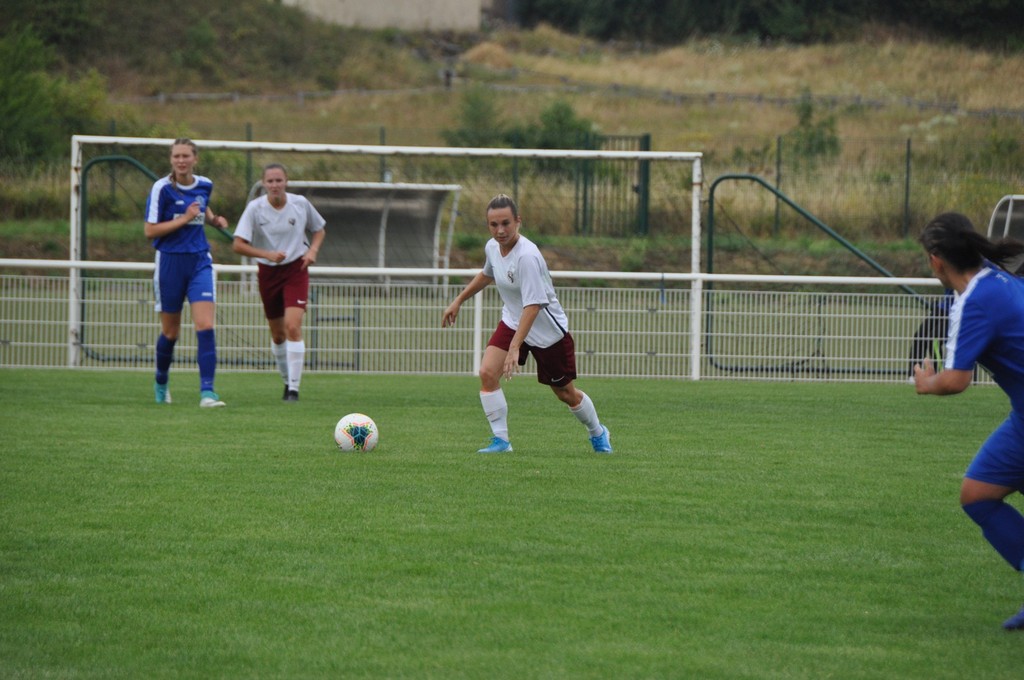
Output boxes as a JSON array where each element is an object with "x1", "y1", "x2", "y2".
[
  {"x1": 487, "y1": 321, "x2": 577, "y2": 387},
  {"x1": 257, "y1": 258, "x2": 310, "y2": 319}
]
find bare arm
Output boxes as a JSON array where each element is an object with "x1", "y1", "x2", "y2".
[
  {"x1": 232, "y1": 237, "x2": 285, "y2": 264},
  {"x1": 301, "y1": 229, "x2": 327, "y2": 267},
  {"x1": 144, "y1": 201, "x2": 201, "y2": 239},
  {"x1": 913, "y1": 358, "x2": 973, "y2": 395},
  {"x1": 441, "y1": 272, "x2": 494, "y2": 327},
  {"x1": 205, "y1": 207, "x2": 228, "y2": 230}
]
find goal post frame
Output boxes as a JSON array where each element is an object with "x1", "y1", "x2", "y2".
[{"x1": 68, "y1": 135, "x2": 704, "y2": 374}]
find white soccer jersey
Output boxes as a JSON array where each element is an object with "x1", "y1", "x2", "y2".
[
  {"x1": 483, "y1": 234, "x2": 569, "y2": 348},
  {"x1": 234, "y1": 193, "x2": 326, "y2": 266}
]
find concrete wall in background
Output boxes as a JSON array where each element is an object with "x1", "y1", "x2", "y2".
[{"x1": 282, "y1": 0, "x2": 485, "y2": 31}]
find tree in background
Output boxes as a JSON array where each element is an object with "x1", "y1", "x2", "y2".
[
  {"x1": 505, "y1": 100, "x2": 595, "y2": 150},
  {"x1": 0, "y1": 0, "x2": 97, "y2": 61},
  {"x1": 515, "y1": 0, "x2": 1023, "y2": 47},
  {"x1": 443, "y1": 92, "x2": 597, "y2": 175},
  {"x1": 504, "y1": 100, "x2": 597, "y2": 176},
  {"x1": 0, "y1": 25, "x2": 108, "y2": 162}
]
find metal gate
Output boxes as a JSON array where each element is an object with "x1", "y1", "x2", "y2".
[{"x1": 573, "y1": 133, "x2": 651, "y2": 237}]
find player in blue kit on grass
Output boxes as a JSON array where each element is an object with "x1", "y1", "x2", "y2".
[
  {"x1": 913, "y1": 211, "x2": 1024, "y2": 630},
  {"x1": 144, "y1": 138, "x2": 230, "y2": 408},
  {"x1": 442, "y1": 193, "x2": 611, "y2": 454}
]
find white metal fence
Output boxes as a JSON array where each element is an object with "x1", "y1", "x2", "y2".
[
  {"x1": 14, "y1": 136, "x2": 986, "y2": 383},
  {"x1": 1, "y1": 260, "x2": 953, "y2": 384}
]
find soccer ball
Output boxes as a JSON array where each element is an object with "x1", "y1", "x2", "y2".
[{"x1": 334, "y1": 413, "x2": 379, "y2": 452}]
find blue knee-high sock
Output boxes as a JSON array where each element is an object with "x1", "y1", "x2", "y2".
[
  {"x1": 196, "y1": 329, "x2": 217, "y2": 393},
  {"x1": 963, "y1": 500, "x2": 1024, "y2": 572},
  {"x1": 155, "y1": 334, "x2": 176, "y2": 384}
]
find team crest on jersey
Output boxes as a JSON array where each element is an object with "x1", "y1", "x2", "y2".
[
  {"x1": 506, "y1": 266, "x2": 515, "y2": 284},
  {"x1": 289, "y1": 218, "x2": 296, "y2": 226}
]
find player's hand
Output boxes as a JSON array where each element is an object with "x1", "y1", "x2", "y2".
[
  {"x1": 441, "y1": 304, "x2": 459, "y2": 327},
  {"x1": 185, "y1": 202, "x2": 202, "y2": 220},
  {"x1": 502, "y1": 352, "x2": 518, "y2": 380},
  {"x1": 913, "y1": 358, "x2": 935, "y2": 393},
  {"x1": 270, "y1": 251, "x2": 286, "y2": 264}
]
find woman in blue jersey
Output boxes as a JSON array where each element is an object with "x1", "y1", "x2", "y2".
[
  {"x1": 442, "y1": 194, "x2": 612, "y2": 454},
  {"x1": 144, "y1": 138, "x2": 230, "y2": 408},
  {"x1": 913, "y1": 211, "x2": 1024, "y2": 630}
]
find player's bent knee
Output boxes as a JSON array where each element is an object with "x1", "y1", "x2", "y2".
[
  {"x1": 551, "y1": 384, "x2": 578, "y2": 406},
  {"x1": 962, "y1": 499, "x2": 1001, "y2": 526}
]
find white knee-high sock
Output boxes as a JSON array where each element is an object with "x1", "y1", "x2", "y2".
[
  {"x1": 479, "y1": 389, "x2": 509, "y2": 441},
  {"x1": 271, "y1": 341, "x2": 289, "y2": 383},
  {"x1": 570, "y1": 391, "x2": 603, "y2": 436},
  {"x1": 286, "y1": 340, "x2": 305, "y2": 391}
]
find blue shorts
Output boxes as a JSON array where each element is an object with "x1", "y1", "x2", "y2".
[
  {"x1": 965, "y1": 411, "x2": 1024, "y2": 491},
  {"x1": 153, "y1": 251, "x2": 216, "y2": 314}
]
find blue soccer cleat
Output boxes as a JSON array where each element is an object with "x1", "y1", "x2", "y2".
[
  {"x1": 590, "y1": 425, "x2": 612, "y2": 453},
  {"x1": 154, "y1": 381, "x2": 172, "y2": 404},
  {"x1": 199, "y1": 390, "x2": 226, "y2": 408},
  {"x1": 477, "y1": 437, "x2": 512, "y2": 453},
  {"x1": 1003, "y1": 603, "x2": 1024, "y2": 630}
]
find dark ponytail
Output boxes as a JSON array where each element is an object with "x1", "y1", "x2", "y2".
[
  {"x1": 486, "y1": 193, "x2": 519, "y2": 220},
  {"x1": 919, "y1": 212, "x2": 1024, "y2": 273}
]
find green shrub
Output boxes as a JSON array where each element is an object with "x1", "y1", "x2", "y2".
[
  {"x1": 785, "y1": 89, "x2": 841, "y2": 169},
  {"x1": 504, "y1": 100, "x2": 596, "y2": 177},
  {"x1": 442, "y1": 85, "x2": 508, "y2": 148},
  {"x1": 0, "y1": 25, "x2": 110, "y2": 162}
]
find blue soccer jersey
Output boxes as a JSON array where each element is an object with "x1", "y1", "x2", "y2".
[
  {"x1": 144, "y1": 175, "x2": 215, "y2": 254},
  {"x1": 945, "y1": 265, "x2": 1024, "y2": 414}
]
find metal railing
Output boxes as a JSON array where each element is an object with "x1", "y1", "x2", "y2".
[{"x1": 1, "y1": 260, "x2": 954, "y2": 384}]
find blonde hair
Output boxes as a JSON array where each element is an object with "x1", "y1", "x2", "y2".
[{"x1": 168, "y1": 138, "x2": 198, "y2": 190}]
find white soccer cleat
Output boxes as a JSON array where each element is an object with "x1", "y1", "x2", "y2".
[{"x1": 199, "y1": 390, "x2": 226, "y2": 408}]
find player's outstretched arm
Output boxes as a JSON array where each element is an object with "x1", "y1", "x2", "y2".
[{"x1": 442, "y1": 272, "x2": 493, "y2": 327}]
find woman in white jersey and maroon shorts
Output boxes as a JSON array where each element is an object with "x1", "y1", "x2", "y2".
[
  {"x1": 442, "y1": 194, "x2": 612, "y2": 454},
  {"x1": 233, "y1": 163, "x2": 326, "y2": 401}
]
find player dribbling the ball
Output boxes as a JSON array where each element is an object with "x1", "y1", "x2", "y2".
[{"x1": 441, "y1": 193, "x2": 612, "y2": 454}]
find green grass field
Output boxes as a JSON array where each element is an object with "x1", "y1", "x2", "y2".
[{"x1": 2, "y1": 369, "x2": 1023, "y2": 678}]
